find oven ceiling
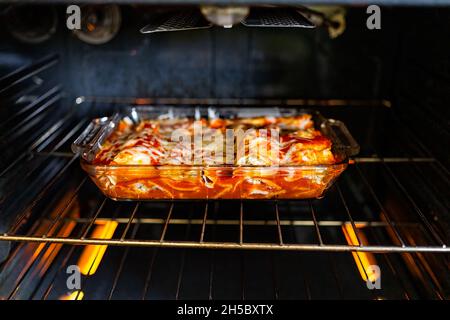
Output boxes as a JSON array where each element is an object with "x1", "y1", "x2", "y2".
[{"x1": 0, "y1": 0, "x2": 450, "y2": 6}]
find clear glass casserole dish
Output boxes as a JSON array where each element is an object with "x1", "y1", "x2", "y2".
[{"x1": 72, "y1": 107, "x2": 359, "y2": 200}]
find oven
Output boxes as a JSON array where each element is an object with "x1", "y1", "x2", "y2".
[{"x1": 0, "y1": 1, "x2": 449, "y2": 301}]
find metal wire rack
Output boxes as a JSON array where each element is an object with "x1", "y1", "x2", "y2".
[
  {"x1": 1, "y1": 174, "x2": 447, "y2": 253},
  {"x1": 0, "y1": 58, "x2": 449, "y2": 300},
  {"x1": 0, "y1": 101, "x2": 448, "y2": 253}
]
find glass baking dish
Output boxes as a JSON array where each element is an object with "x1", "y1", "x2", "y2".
[{"x1": 72, "y1": 106, "x2": 359, "y2": 200}]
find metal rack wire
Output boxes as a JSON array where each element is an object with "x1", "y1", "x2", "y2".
[
  {"x1": 0, "y1": 100, "x2": 448, "y2": 254},
  {"x1": 1, "y1": 189, "x2": 447, "y2": 252},
  {"x1": 0, "y1": 59, "x2": 449, "y2": 299},
  {"x1": 3, "y1": 192, "x2": 445, "y2": 299}
]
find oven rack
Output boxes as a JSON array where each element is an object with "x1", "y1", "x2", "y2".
[
  {"x1": 0, "y1": 113, "x2": 448, "y2": 254},
  {"x1": 1, "y1": 63, "x2": 449, "y2": 299},
  {"x1": 1, "y1": 182, "x2": 448, "y2": 253},
  {"x1": 0, "y1": 58, "x2": 448, "y2": 256},
  {"x1": 2, "y1": 155, "x2": 448, "y2": 300}
]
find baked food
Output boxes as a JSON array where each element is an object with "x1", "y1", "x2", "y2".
[
  {"x1": 84, "y1": 113, "x2": 345, "y2": 199},
  {"x1": 93, "y1": 114, "x2": 335, "y2": 166}
]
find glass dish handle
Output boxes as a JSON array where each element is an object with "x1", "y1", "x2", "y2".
[
  {"x1": 72, "y1": 114, "x2": 120, "y2": 161},
  {"x1": 326, "y1": 119, "x2": 360, "y2": 157}
]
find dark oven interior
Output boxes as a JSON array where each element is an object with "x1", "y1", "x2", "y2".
[{"x1": 0, "y1": 2, "x2": 449, "y2": 300}]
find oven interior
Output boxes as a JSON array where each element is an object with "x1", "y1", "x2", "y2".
[{"x1": 0, "y1": 3, "x2": 449, "y2": 300}]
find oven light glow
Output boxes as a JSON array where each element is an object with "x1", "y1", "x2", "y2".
[
  {"x1": 87, "y1": 23, "x2": 96, "y2": 32},
  {"x1": 36, "y1": 221, "x2": 76, "y2": 277},
  {"x1": 20, "y1": 210, "x2": 77, "y2": 286},
  {"x1": 77, "y1": 221, "x2": 118, "y2": 276},
  {"x1": 342, "y1": 223, "x2": 379, "y2": 283},
  {"x1": 60, "y1": 290, "x2": 84, "y2": 300},
  {"x1": 135, "y1": 98, "x2": 150, "y2": 105}
]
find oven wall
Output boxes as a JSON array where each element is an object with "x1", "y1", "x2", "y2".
[
  {"x1": 393, "y1": 8, "x2": 450, "y2": 168},
  {"x1": 0, "y1": 5, "x2": 398, "y2": 101}
]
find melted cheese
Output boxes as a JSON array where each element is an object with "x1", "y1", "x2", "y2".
[{"x1": 93, "y1": 115, "x2": 336, "y2": 167}]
